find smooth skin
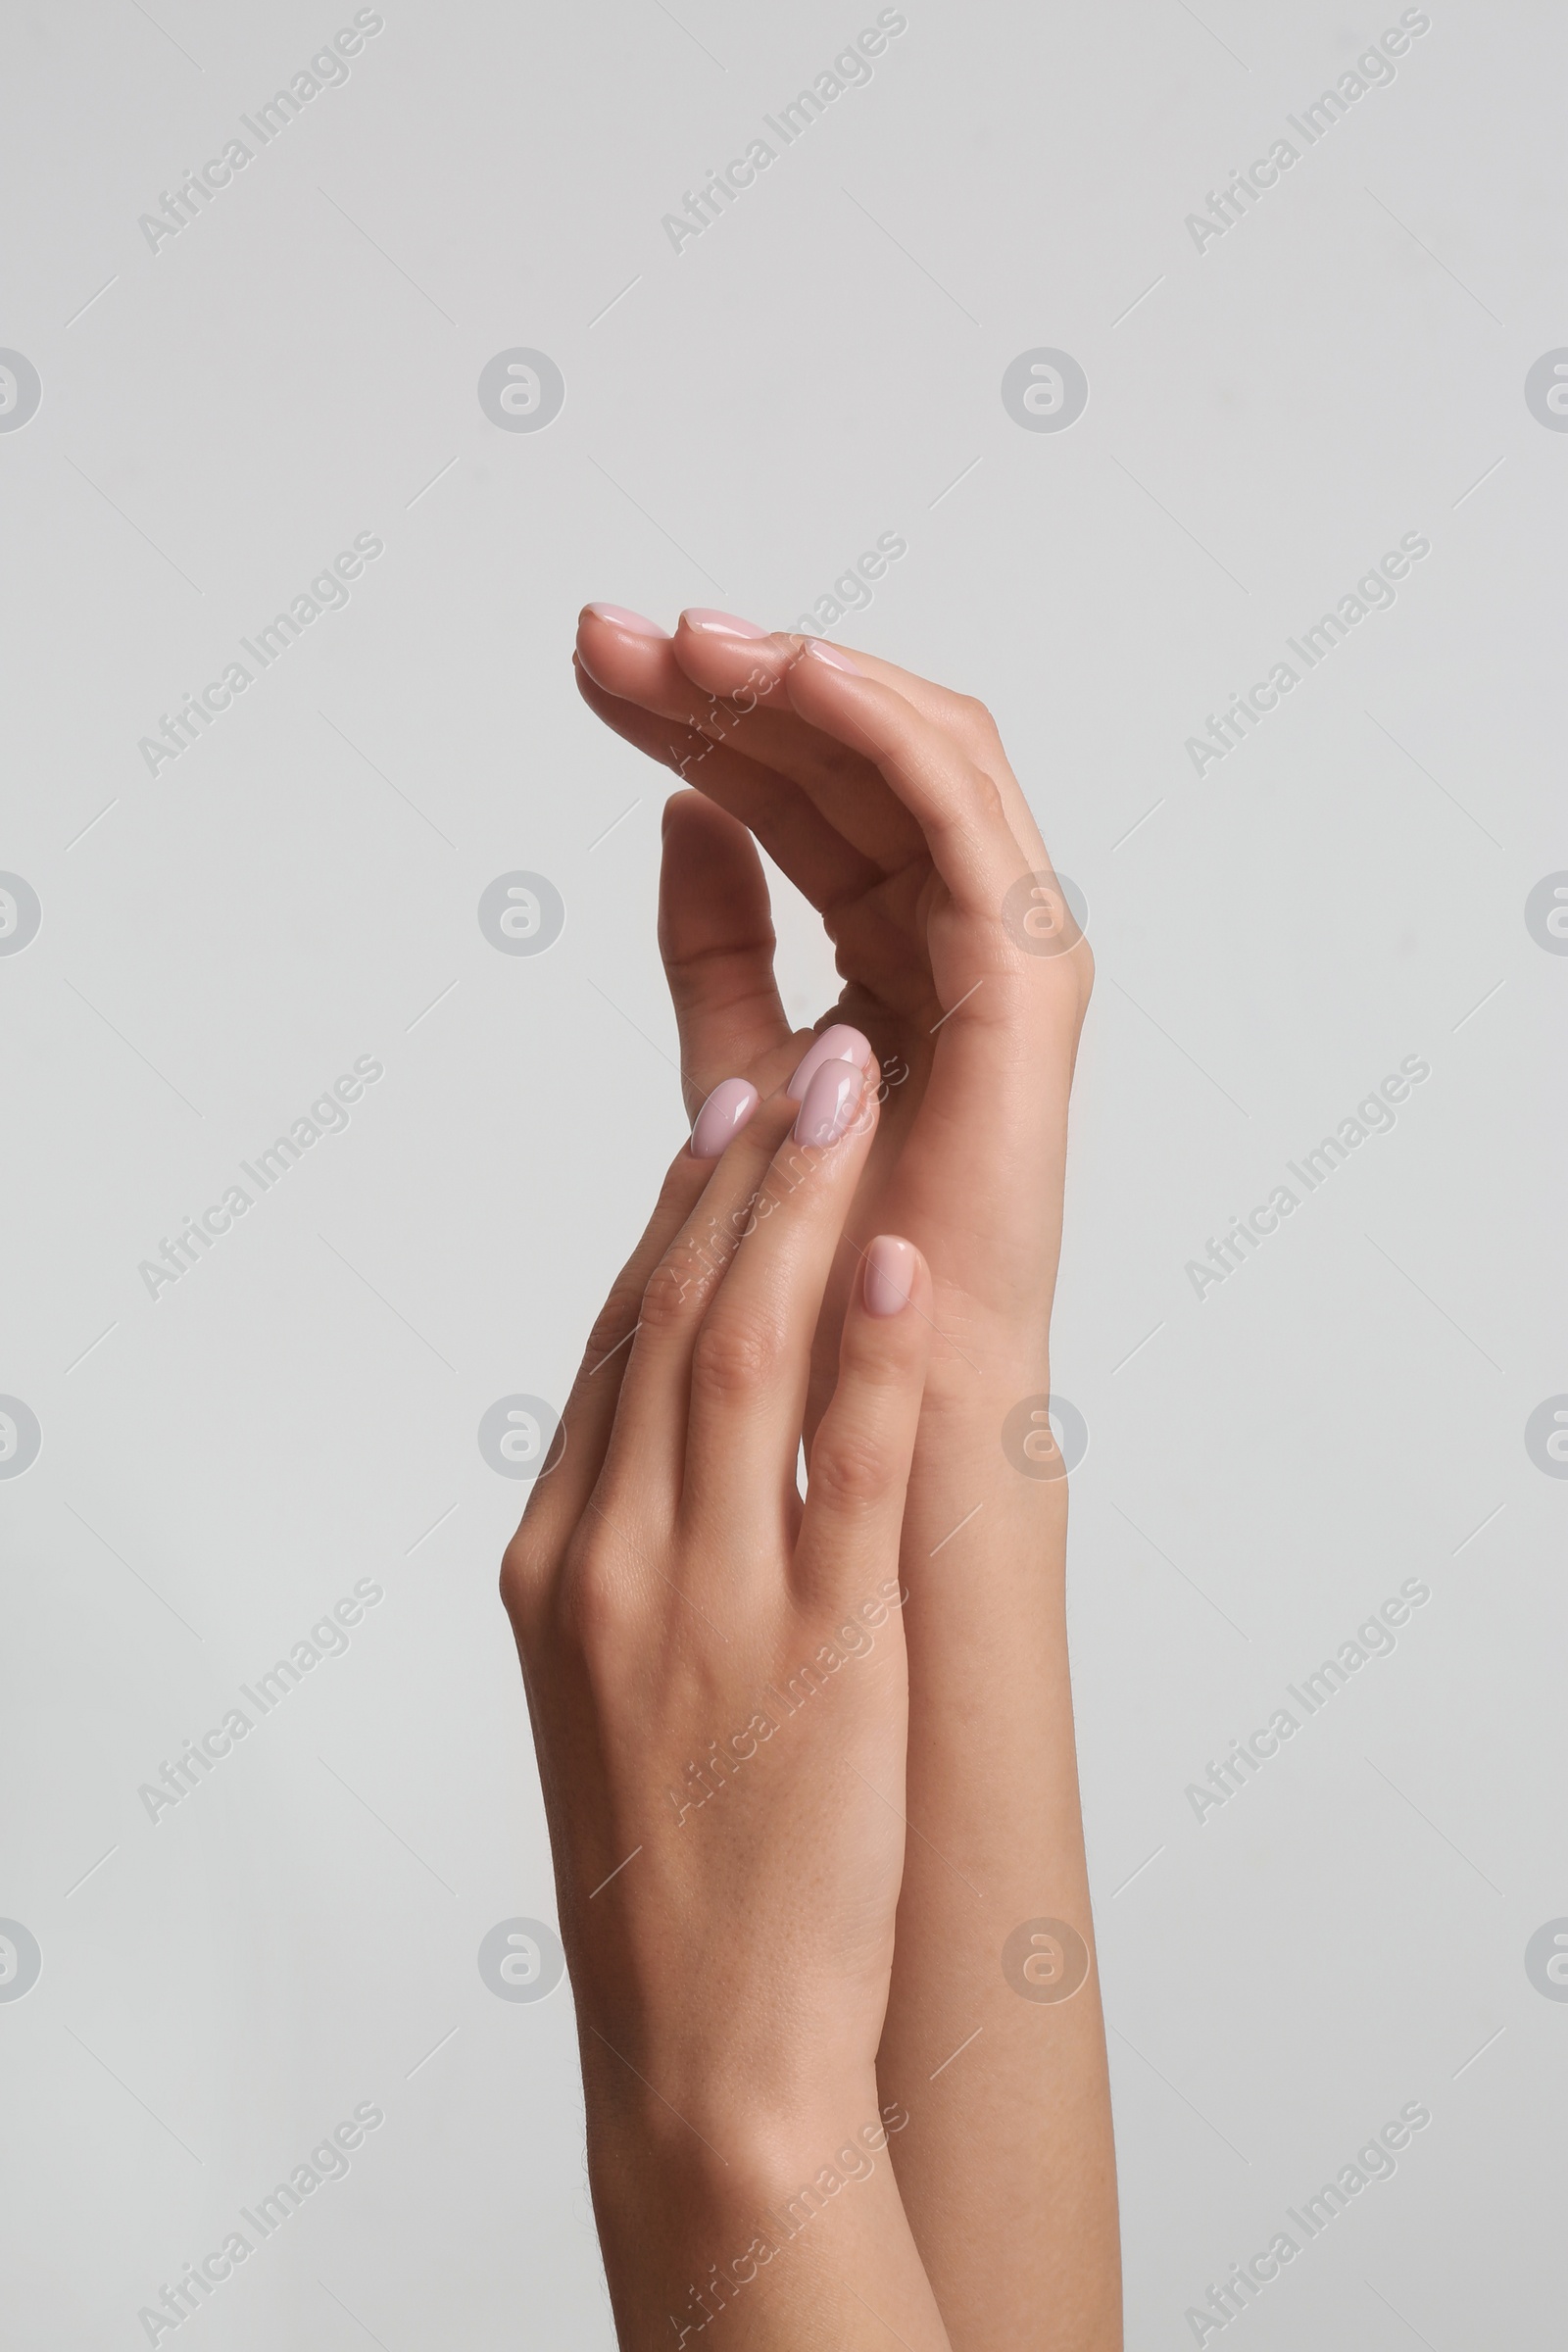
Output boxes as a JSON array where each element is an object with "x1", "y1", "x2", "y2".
[
  {"x1": 502, "y1": 1064, "x2": 953, "y2": 2349},
  {"x1": 568, "y1": 605, "x2": 1119, "y2": 2350}
]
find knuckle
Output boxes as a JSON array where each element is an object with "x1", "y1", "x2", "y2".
[
  {"x1": 583, "y1": 1284, "x2": 642, "y2": 1370},
  {"x1": 691, "y1": 1308, "x2": 783, "y2": 1404},
  {"x1": 939, "y1": 688, "x2": 1003, "y2": 755},
  {"x1": 808, "y1": 1423, "x2": 897, "y2": 1512},
  {"x1": 499, "y1": 1516, "x2": 553, "y2": 1627},
  {"x1": 811, "y1": 736, "x2": 865, "y2": 790},
  {"x1": 639, "y1": 1252, "x2": 705, "y2": 1334},
  {"x1": 966, "y1": 760, "x2": 1007, "y2": 827},
  {"x1": 559, "y1": 1544, "x2": 638, "y2": 1673}
]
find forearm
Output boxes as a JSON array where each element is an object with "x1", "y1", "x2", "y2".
[
  {"x1": 585, "y1": 2064, "x2": 954, "y2": 2350},
  {"x1": 570, "y1": 596, "x2": 1112, "y2": 2339},
  {"x1": 874, "y1": 1375, "x2": 1120, "y2": 2351}
]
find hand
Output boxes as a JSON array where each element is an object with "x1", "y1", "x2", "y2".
[
  {"x1": 570, "y1": 607, "x2": 1120, "y2": 2352},
  {"x1": 573, "y1": 607, "x2": 1094, "y2": 1427},
  {"x1": 501, "y1": 1059, "x2": 952, "y2": 2349}
]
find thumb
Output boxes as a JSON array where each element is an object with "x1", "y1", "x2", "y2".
[
  {"x1": 796, "y1": 1236, "x2": 932, "y2": 1613},
  {"x1": 660, "y1": 791, "x2": 792, "y2": 1117}
]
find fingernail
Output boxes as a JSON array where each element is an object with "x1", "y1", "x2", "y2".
[
  {"x1": 803, "y1": 638, "x2": 859, "y2": 673},
  {"x1": 787, "y1": 1023, "x2": 872, "y2": 1102},
  {"x1": 584, "y1": 604, "x2": 666, "y2": 638},
  {"x1": 863, "y1": 1235, "x2": 917, "y2": 1318},
  {"x1": 792, "y1": 1058, "x2": 864, "y2": 1149},
  {"x1": 681, "y1": 609, "x2": 769, "y2": 639},
  {"x1": 690, "y1": 1076, "x2": 760, "y2": 1160}
]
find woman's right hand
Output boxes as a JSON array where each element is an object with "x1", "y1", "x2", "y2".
[{"x1": 571, "y1": 609, "x2": 1094, "y2": 1438}]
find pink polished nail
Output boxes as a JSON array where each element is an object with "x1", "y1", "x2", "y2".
[
  {"x1": 681, "y1": 609, "x2": 769, "y2": 639},
  {"x1": 863, "y1": 1235, "x2": 917, "y2": 1318},
  {"x1": 690, "y1": 1076, "x2": 760, "y2": 1160},
  {"x1": 787, "y1": 1023, "x2": 872, "y2": 1102},
  {"x1": 803, "y1": 638, "x2": 859, "y2": 672},
  {"x1": 792, "y1": 1058, "x2": 863, "y2": 1149},
  {"x1": 584, "y1": 603, "x2": 666, "y2": 638}
]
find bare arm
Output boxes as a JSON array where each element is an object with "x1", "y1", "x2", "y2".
[
  {"x1": 570, "y1": 604, "x2": 1120, "y2": 2348},
  {"x1": 503, "y1": 1057, "x2": 954, "y2": 2349}
]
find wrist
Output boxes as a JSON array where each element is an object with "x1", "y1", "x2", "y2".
[
  {"x1": 584, "y1": 2064, "x2": 904, "y2": 2283},
  {"x1": 586, "y1": 2075, "x2": 937, "y2": 2352},
  {"x1": 583, "y1": 2045, "x2": 888, "y2": 2186}
]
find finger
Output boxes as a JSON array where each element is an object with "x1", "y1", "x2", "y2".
[
  {"x1": 595, "y1": 1089, "x2": 801, "y2": 1514},
  {"x1": 783, "y1": 643, "x2": 1034, "y2": 932},
  {"x1": 504, "y1": 1132, "x2": 727, "y2": 1595},
  {"x1": 658, "y1": 792, "x2": 791, "y2": 1118},
  {"x1": 795, "y1": 1235, "x2": 932, "y2": 1611},
  {"x1": 578, "y1": 616, "x2": 878, "y2": 892},
  {"x1": 668, "y1": 612, "x2": 927, "y2": 872},
  {"x1": 574, "y1": 653, "x2": 874, "y2": 911},
  {"x1": 676, "y1": 1056, "x2": 882, "y2": 1553},
  {"x1": 801, "y1": 641, "x2": 1050, "y2": 866},
  {"x1": 668, "y1": 613, "x2": 1052, "y2": 873},
  {"x1": 583, "y1": 604, "x2": 1052, "y2": 901}
]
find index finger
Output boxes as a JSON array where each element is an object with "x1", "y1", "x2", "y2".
[{"x1": 782, "y1": 642, "x2": 1035, "y2": 925}]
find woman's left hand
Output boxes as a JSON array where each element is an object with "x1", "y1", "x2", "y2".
[{"x1": 502, "y1": 1058, "x2": 952, "y2": 2349}]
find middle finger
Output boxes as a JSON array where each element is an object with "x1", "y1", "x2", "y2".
[{"x1": 578, "y1": 605, "x2": 925, "y2": 873}]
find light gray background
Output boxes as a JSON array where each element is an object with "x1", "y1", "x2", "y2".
[{"x1": 2, "y1": 1, "x2": 1563, "y2": 2344}]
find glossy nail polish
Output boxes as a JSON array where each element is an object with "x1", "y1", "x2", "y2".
[
  {"x1": 787, "y1": 1024, "x2": 872, "y2": 1102},
  {"x1": 863, "y1": 1236, "x2": 917, "y2": 1317},
  {"x1": 803, "y1": 638, "x2": 859, "y2": 672},
  {"x1": 690, "y1": 1076, "x2": 760, "y2": 1160},
  {"x1": 584, "y1": 604, "x2": 665, "y2": 638},
  {"x1": 681, "y1": 609, "x2": 769, "y2": 639},
  {"x1": 792, "y1": 1059, "x2": 863, "y2": 1149}
]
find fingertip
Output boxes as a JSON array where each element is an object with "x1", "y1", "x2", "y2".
[
  {"x1": 862, "y1": 1234, "x2": 921, "y2": 1318},
  {"x1": 678, "y1": 608, "x2": 769, "y2": 641},
  {"x1": 671, "y1": 612, "x2": 797, "y2": 698},
  {"x1": 690, "y1": 1076, "x2": 760, "y2": 1161},
  {"x1": 802, "y1": 637, "x2": 860, "y2": 673},
  {"x1": 791, "y1": 1058, "x2": 868, "y2": 1149},
  {"x1": 786, "y1": 1023, "x2": 874, "y2": 1102},
  {"x1": 782, "y1": 637, "x2": 872, "y2": 721},
  {"x1": 582, "y1": 602, "x2": 667, "y2": 640}
]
